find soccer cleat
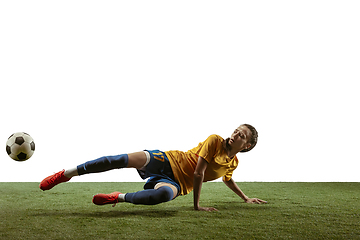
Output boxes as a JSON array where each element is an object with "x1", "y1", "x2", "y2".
[
  {"x1": 93, "y1": 192, "x2": 122, "y2": 207},
  {"x1": 39, "y1": 170, "x2": 71, "y2": 191}
]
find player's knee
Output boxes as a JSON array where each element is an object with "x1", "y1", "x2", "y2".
[
  {"x1": 125, "y1": 187, "x2": 173, "y2": 205},
  {"x1": 152, "y1": 186, "x2": 173, "y2": 204}
]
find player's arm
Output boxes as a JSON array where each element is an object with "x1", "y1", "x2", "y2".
[
  {"x1": 222, "y1": 178, "x2": 267, "y2": 204},
  {"x1": 193, "y1": 156, "x2": 218, "y2": 211}
]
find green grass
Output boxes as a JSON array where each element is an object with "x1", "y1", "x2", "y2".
[{"x1": 1, "y1": 182, "x2": 359, "y2": 239}]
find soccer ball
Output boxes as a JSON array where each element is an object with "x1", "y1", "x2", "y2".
[{"x1": 6, "y1": 132, "x2": 35, "y2": 161}]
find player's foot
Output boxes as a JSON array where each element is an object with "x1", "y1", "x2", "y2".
[
  {"x1": 93, "y1": 192, "x2": 122, "y2": 207},
  {"x1": 39, "y1": 170, "x2": 71, "y2": 191}
]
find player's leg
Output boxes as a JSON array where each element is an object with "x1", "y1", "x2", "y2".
[
  {"x1": 69, "y1": 151, "x2": 148, "y2": 177},
  {"x1": 154, "y1": 182, "x2": 178, "y2": 199},
  {"x1": 124, "y1": 182, "x2": 178, "y2": 205},
  {"x1": 93, "y1": 151, "x2": 180, "y2": 206},
  {"x1": 76, "y1": 154, "x2": 129, "y2": 175},
  {"x1": 39, "y1": 151, "x2": 149, "y2": 191},
  {"x1": 93, "y1": 182, "x2": 178, "y2": 206},
  {"x1": 127, "y1": 151, "x2": 149, "y2": 169}
]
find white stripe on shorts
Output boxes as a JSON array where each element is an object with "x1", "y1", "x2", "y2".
[{"x1": 139, "y1": 150, "x2": 151, "y2": 170}]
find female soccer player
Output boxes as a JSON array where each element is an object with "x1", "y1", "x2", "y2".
[{"x1": 40, "y1": 124, "x2": 267, "y2": 211}]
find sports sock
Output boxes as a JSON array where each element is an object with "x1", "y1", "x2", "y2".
[
  {"x1": 118, "y1": 193, "x2": 126, "y2": 202},
  {"x1": 77, "y1": 154, "x2": 129, "y2": 175},
  {"x1": 125, "y1": 186, "x2": 173, "y2": 205},
  {"x1": 64, "y1": 167, "x2": 78, "y2": 178}
]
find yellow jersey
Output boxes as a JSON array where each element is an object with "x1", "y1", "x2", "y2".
[{"x1": 165, "y1": 134, "x2": 238, "y2": 195}]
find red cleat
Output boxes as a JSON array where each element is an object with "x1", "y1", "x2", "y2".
[
  {"x1": 93, "y1": 192, "x2": 122, "y2": 207},
  {"x1": 39, "y1": 170, "x2": 71, "y2": 191}
]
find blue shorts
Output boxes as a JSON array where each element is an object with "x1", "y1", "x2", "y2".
[{"x1": 137, "y1": 150, "x2": 181, "y2": 197}]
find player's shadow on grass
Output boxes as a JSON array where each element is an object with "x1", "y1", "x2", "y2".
[
  {"x1": 33, "y1": 209, "x2": 178, "y2": 218},
  {"x1": 83, "y1": 209, "x2": 179, "y2": 218}
]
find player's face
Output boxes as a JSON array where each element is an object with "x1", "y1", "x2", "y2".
[{"x1": 229, "y1": 125, "x2": 252, "y2": 152}]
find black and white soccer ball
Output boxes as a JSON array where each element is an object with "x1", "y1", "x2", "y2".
[{"x1": 6, "y1": 132, "x2": 35, "y2": 161}]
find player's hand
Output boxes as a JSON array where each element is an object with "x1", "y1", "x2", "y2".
[
  {"x1": 245, "y1": 198, "x2": 267, "y2": 204},
  {"x1": 195, "y1": 206, "x2": 218, "y2": 212}
]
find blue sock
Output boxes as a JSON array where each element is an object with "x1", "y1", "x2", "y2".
[
  {"x1": 77, "y1": 154, "x2": 129, "y2": 175},
  {"x1": 125, "y1": 186, "x2": 174, "y2": 205}
]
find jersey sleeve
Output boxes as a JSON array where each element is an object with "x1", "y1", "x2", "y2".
[{"x1": 196, "y1": 135, "x2": 219, "y2": 163}]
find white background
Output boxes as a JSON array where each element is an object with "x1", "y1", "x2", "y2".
[{"x1": 1, "y1": 1, "x2": 359, "y2": 183}]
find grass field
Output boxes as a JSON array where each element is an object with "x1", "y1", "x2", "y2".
[{"x1": 1, "y1": 182, "x2": 359, "y2": 239}]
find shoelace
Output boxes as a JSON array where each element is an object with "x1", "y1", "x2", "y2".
[{"x1": 112, "y1": 194, "x2": 119, "y2": 207}]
